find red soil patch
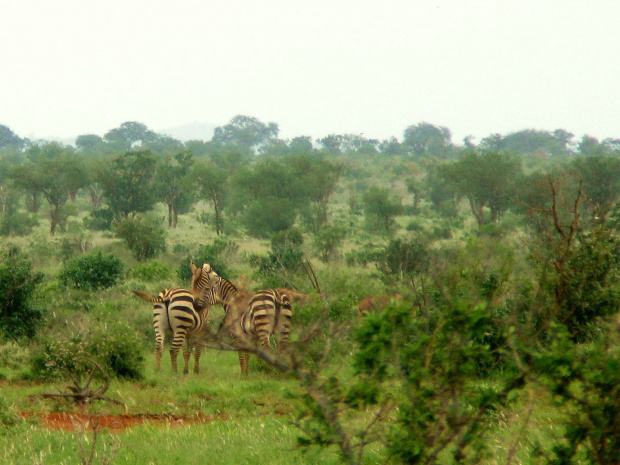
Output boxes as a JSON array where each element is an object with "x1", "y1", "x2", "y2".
[{"x1": 20, "y1": 412, "x2": 228, "y2": 432}]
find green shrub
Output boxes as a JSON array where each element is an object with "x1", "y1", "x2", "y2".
[
  {"x1": 129, "y1": 260, "x2": 173, "y2": 282},
  {"x1": 30, "y1": 324, "x2": 145, "y2": 381},
  {"x1": 532, "y1": 323, "x2": 620, "y2": 464},
  {"x1": 0, "y1": 396, "x2": 18, "y2": 426},
  {"x1": 0, "y1": 247, "x2": 44, "y2": 339},
  {"x1": 248, "y1": 228, "x2": 305, "y2": 287},
  {"x1": 177, "y1": 237, "x2": 239, "y2": 281},
  {"x1": 0, "y1": 341, "x2": 30, "y2": 369},
  {"x1": 0, "y1": 210, "x2": 38, "y2": 236},
  {"x1": 59, "y1": 251, "x2": 123, "y2": 290},
  {"x1": 376, "y1": 238, "x2": 429, "y2": 283},
  {"x1": 114, "y1": 215, "x2": 166, "y2": 261},
  {"x1": 312, "y1": 223, "x2": 347, "y2": 262},
  {"x1": 83, "y1": 208, "x2": 114, "y2": 231}
]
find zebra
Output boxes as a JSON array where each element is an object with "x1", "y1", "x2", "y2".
[
  {"x1": 275, "y1": 288, "x2": 310, "y2": 306},
  {"x1": 189, "y1": 262, "x2": 292, "y2": 375},
  {"x1": 132, "y1": 288, "x2": 211, "y2": 374}
]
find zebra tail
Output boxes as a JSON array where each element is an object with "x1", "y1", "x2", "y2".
[{"x1": 132, "y1": 290, "x2": 157, "y2": 302}]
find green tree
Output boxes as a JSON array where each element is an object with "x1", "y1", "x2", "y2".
[
  {"x1": 481, "y1": 128, "x2": 574, "y2": 157},
  {"x1": 362, "y1": 186, "x2": 403, "y2": 235},
  {"x1": 425, "y1": 162, "x2": 459, "y2": 215},
  {"x1": 317, "y1": 134, "x2": 344, "y2": 155},
  {"x1": 572, "y1": 154, "x2": 620, "y2": 222},
  {"x1": 522, "y1": 173, "x2": 620, "y2": 342},
  {"x1": 288, "y1": 136, "x2": 315, "y2": 154},
  {"x1": 0, "y1": 125, "x2": 26, "y2": 153},
  {"x1": 378, "y1": 136, "x2": 404, "y2": 155},
  {"x1": 0, "y1": 182, "x2": 37, "y2": 236},
  {"x1": 211, "y1": 115, "x2": 279, "y2": 155},
  {"x1": 191, "y1": 160, "x2": 229, "y2": 235},
  {"x1": 578, "y1": 135, "x2": 608, "y2": 156},
  {"x1": 402, "y1": 122, "x2": 453, "y2": 158},
  {"x1": 154, "y1": 150, "x2": 195, "y2": 228},
  {"x1": 96, "y1": 150, "x2": 159, "y2": 219},
  {"x1": 284, "y1": 154, "x2": 343, "y2": 233},
  {"x1": 103, "y1": 121, "x2": 182, "y2": 154},
  {"x1": 441, "y1": 150, "x2": 522, "y2": 226},
  {"x1": 10, "y1": 147, "x2": 87, "y2": 235},
  {"x1": 185, "y1": 139, "x2": 212, "y2": 157},
  {"x1": 75, "y1": 134, "x2": 113, "y2": 156},
  {"x1": 313, "y1": 223, "x2": 347, "y2": 262},
  {"x1": 376, "y1": 238, "x2": 429, "y2": 283},
  {"x1": 104, "y1": 121, "x2": 157, "y2": 152},
  {"x1": 230, "y1": 158, "x2": 306, "y2": 238}
]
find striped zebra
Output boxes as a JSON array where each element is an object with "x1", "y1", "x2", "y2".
[
  {"x1": 132, "y1": 288, "x2": 210, "y2": 374},
  {"x1": 190, "y1": 262, "x2": 292, "y2": 375},
  {"x1": 275, "y1": 288, "x2": 310, "y2": 306}
]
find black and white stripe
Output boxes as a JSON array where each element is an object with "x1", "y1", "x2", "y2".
[
  {"x1": 132, "y1": 288, "x2": 210, "y2": 374},
  {"x1": 190, "y1": 262, "x2": 292, "y2": 374}
]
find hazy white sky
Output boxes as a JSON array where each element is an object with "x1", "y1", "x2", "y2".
[{"x1": 2, "y1": 0, "x2": 619, "y2": 145}]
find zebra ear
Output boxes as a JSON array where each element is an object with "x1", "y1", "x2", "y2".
[
  {"x1": 203, "y1": 262, "x2": 211, "y2": 272},
  {"x1": 190, "y1": 260, "x2": 198, "y2": 273}
]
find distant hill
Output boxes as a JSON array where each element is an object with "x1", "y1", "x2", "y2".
[{"x1": 157, "y1": 122, "x2": 216, "y2": 142}]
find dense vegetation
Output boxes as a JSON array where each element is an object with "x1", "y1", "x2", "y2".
[{"x1": 0, "y1": 117, "x2": 618, "y2": 464}]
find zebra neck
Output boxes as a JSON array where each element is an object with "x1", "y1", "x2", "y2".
[{"x1": 217, "y1": 277, "x2": 238, "y2": 313}]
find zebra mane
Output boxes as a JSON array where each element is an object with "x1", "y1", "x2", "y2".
[{"x1": 190, "y1": 261, "x2": 239, "y2": 307}]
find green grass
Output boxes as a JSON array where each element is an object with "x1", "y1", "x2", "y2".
[
  {"x1": 0, "y1": 416, "x2": 344, "y2": 465},
  {"x1": 0, "y1": 348, "x2": 338, "y2": 464},
  {"x1": 0, "y1": 348, "x2": 573, "y2": 465}
]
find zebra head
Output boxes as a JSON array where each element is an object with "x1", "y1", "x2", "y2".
[{"x1": 190, "y1": 261, "x2": 222, "y2": 306}]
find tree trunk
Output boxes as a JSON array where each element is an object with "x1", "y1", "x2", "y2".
[
  {"x1": 468, "y1": 197, "x2": 485, "y2": 227},
  {"x1": 214, "y1": 201, "x2": 222, "y2": 236},
  {"x1": 50, "y1": 204, "x2": 60, "y2": 236}
]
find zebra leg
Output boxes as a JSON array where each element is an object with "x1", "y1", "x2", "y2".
[
  {"x1": 154, "y1": 326, "x2": 165, "y2": 372},
  {"x1": 169, "y1": 345, "x2": 179, "y2": 373},
  {"x1": 182, "y1": 337, "x2": 191, "y2": 375},
  {"x1": 238, "y1": 351, "x2": 250, "y2": 375},
  {"x1": 193, "y1": 342, "x2": 201, "y2": 374},
  {"x1": 155, "y1": 340, "x2": 164, "y2": 372},
  {"x1": 276, "y1": 294, "x2": 292, "y2": 351},
  {"x1": 170, "y1": 328, "x2": 190, "y2": 374}
]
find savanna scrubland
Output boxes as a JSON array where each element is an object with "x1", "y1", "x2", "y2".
[{"x1": 0, "y1": 117, "x2": 618, "y2": 464}]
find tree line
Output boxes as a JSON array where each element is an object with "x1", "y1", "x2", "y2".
[{"x1": 1, "y1": 116, "x2": 620, "y2": 249}]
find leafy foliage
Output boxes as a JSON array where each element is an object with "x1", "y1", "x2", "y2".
[
  {"x1": 177, "y1": 237, "x2": 239, "y2": 282},
  {"x1": 531, "y1": 323, "x2": 620, "y2": 464},
  {"x1": 82, "y1": 207, "x2": 114, "y2": 231},
  {"x1": 249, "y1": 228, "x2": 305, "y2": 287},
  {"x1": 376, "y1": 238, "x2": 429, "y2": 282},
  {"x1": 128, "y1": 260, "x2": 173, "y2": 282},
  {"x1": 97, "y1": 149, "x2": 160, "y2": 219},
  {"x1": 114, "y1": 215, "x2": 167, "y2": 261},
  {"x1": 361, "y1": 186, "x2": 403, "y2": 235},
  {"x1": 0, "y1": 247, "x2": 43, "y2": 339},
  {"x1": 59, "y1": 251, "x2": 123, "y2": 290},
  {"x1": 30, "y1": 324, "x2": 145, "y2": 381}
]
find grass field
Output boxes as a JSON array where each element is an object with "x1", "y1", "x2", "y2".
[
  {"x1": 0, "y1": 194, "x2": 616, "y2": 464},
  {"x1": 0, "y1": 340, "x2": 579, "y2": 465},
  {"x1": 0, "y1": 347, "x2": 351, "y2": 465}
]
